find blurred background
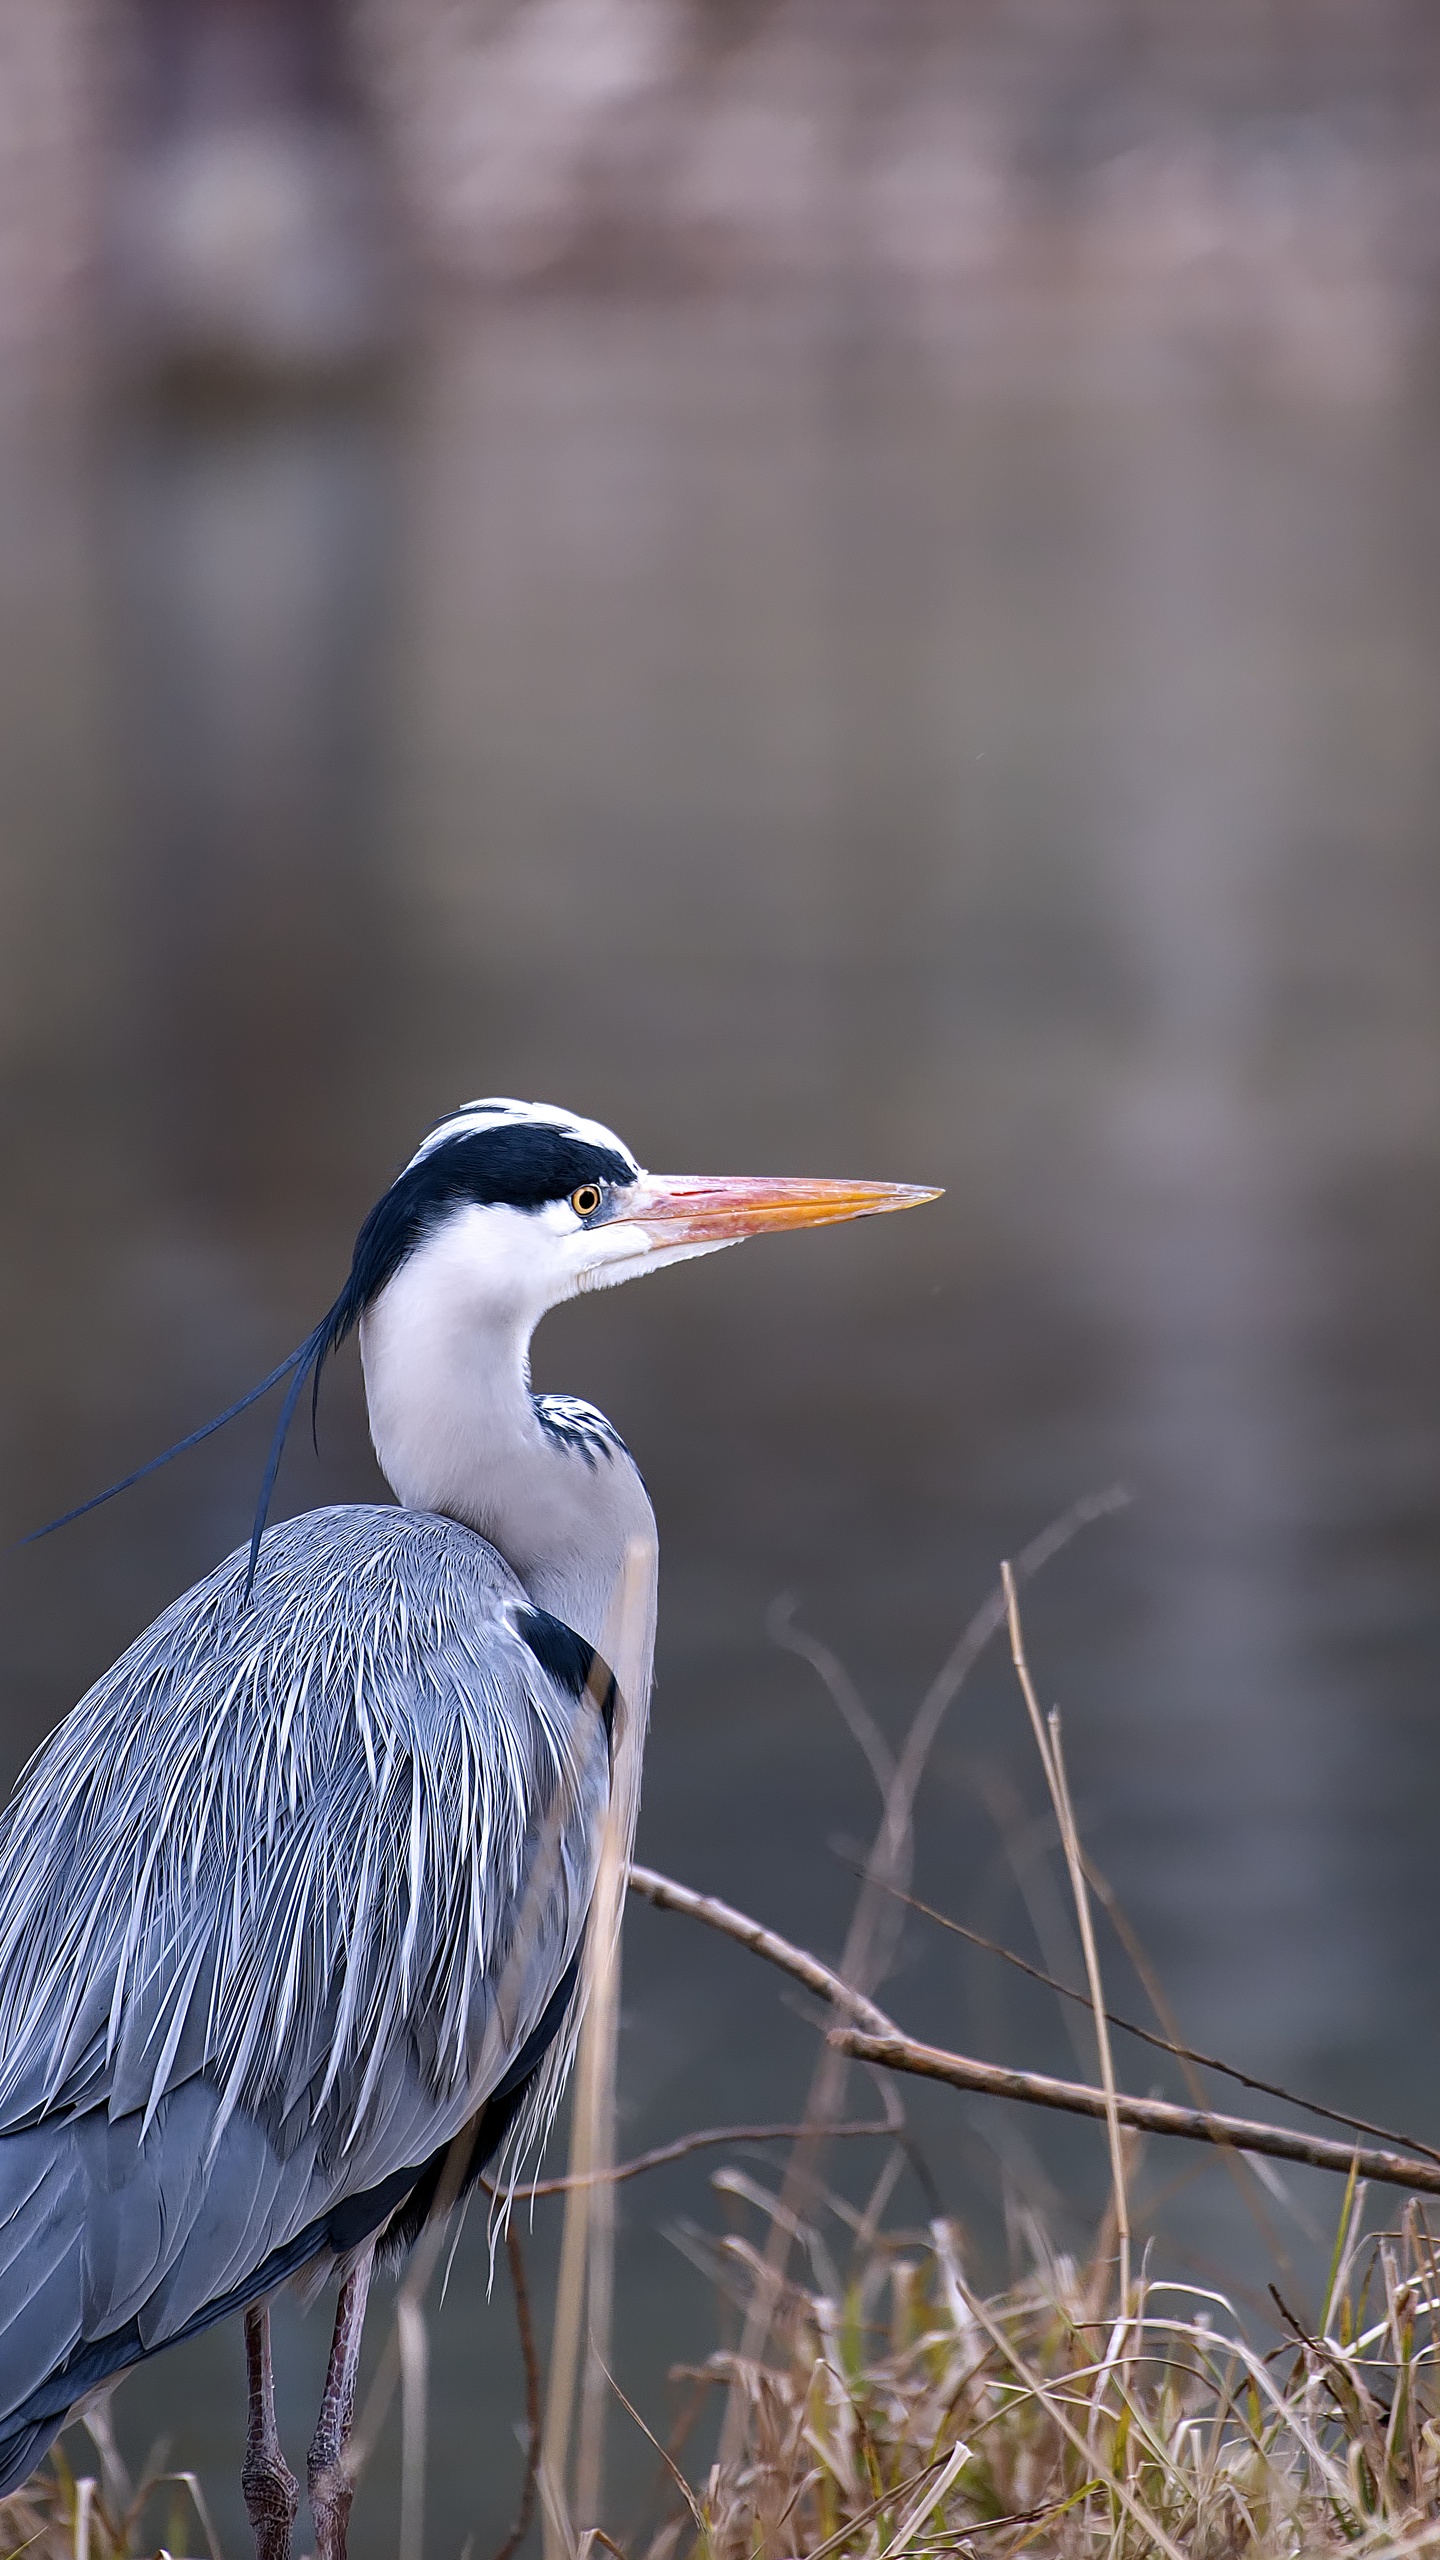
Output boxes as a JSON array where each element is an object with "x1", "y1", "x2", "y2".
[{"x1": 3, "y1": 0, "x2": 1440, "y2": 2549}]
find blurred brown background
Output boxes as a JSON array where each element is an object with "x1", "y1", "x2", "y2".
[
  {"x1": 4, "y1": 5, "x2": 1440, "y2": 2554},
  {"x1": 8, "y1": 2, "x2": 1440, "y2": 391}
]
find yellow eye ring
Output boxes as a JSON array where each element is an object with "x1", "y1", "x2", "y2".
[{"x1": 571, "y1": 1184, "x2": 603, "y2": 1218}]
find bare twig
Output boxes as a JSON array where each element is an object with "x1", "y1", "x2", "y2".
[
  {"x1": 834, "y1": 2026, "x2": 1440, "y2": 2197},
  {"x1": 493, "y1": 2119, "x2": 897, "y2": 2199},
  {"x1": 714, "y1": 1491, "x2": 1130, "y2": 2462},
  {"x1": 632, "y1": 1856, "x2": 1440, "y2": 2200},
  {"x1": 870, "y1": 1868, "x2": 1440, "y2": 2166},
  {"x1": 890, "y1": 1491, "x2": 1131, "y2": 1854},
  {"x1": 490, "y1": 2227, "x2": 542, "y2": 2560},
  {"x1": 627, "y1": 1866, "x2": 895, "y2": 2034},
  {"x1": 766, "y1": 1596, "x2": 896, "y2": 1799},
  {"x1": 833, "y1": 1491, "x2": 1134, "y2": 2036}
]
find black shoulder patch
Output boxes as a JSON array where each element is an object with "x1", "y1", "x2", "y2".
[{"x1": 515, "y1": 1606, "x2": 618, "y2": 1745}]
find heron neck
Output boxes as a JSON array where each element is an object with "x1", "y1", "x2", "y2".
[{"x1": 357, "y1": 1263, "x2": 656, "y2": 1653}]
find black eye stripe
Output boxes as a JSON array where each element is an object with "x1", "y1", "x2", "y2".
[{"x1": 328, "y1": 1126, "x2": 635, "y2": 1339}]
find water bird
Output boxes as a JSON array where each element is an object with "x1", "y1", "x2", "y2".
[{"x1": 0, "y1": 1099, "x2": 937, "y2": 2558}]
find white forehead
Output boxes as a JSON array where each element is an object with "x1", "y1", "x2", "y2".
[{"x1": 405, "y1": 1097, "x2": 639, "y2": 1174}]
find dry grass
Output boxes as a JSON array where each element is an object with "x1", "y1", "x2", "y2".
[
  {"x1": 12, "y1": 2176, "x2": 1440, "y2": 2560},
  {"x1": 622, "y1": 2169, "x2": 1440, "y2": 2560},
  {"x1": 613, "y1": 1524, "x2": 1440, "y2": 2560},
  {"x1": 0, "y1": 2401, "x2": 222, "y2": 2560}
]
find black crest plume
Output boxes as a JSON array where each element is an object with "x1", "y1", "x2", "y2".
[{"x1": 15, "y1": 1115, "x2": 638, "y2": 1602}]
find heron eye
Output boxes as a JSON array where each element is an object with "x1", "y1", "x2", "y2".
[{"x1": 570, "y1": 1184, "x2": 603, "y2": 1218}]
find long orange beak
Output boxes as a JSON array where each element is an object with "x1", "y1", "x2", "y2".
[{"x1": 626, "y1": 1171, "x2": 942, "y2": 1245}]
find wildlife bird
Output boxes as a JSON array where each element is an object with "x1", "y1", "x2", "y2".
[{"x1": 0, "y1": 1098, "x2": 937, "y2": 2560}]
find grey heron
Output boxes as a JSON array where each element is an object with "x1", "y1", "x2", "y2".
[{"x1": 0, "y1": 1098, "x2": 937, "y2": 2560}]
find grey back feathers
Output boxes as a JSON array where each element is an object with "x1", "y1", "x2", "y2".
[{"x1": 0, "y1": 1506, "x2": 612, "y2": 2487}]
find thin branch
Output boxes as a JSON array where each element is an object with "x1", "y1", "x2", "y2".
[
  {"x1": 717, "y1": 1489, "x2": 1131, "y2": 2462},
  {"x1": 493, "y1": 2119, "x2": 897, "y2": 2199},
  {"x1": 866, "y1": 1869, "x2": 1440, "y2": 2167},
  {"x1": 627, "y1": 1865, "x2": 895, "y2": 2034},
  {"x1": 832, "y1": 2026, "x2": 1440, "y2": 2198},
  {"x1": 631, "y1": 1856, "x2": 1440, "y2": 2201},
  {"x1": 890, "y1": 1489, "x2": 1131, "y2": 1846},
  {"x1": 490, "y1": 2228, "x2": 542, "y2": 2560},
  {"x1": 767, "y1": 1594, "x2": 896, "y2": 1800}
]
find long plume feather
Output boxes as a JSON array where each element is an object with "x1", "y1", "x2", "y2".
[
  {"x1": 17, "y1": 1276, "x2": 370, "y2": 1607},
  {"x1": 15, "y1": 1342, "x2": 316, "y2": 1548}
]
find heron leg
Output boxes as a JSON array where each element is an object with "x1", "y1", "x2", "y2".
[
  {"x1": 307, "y1": 2244, "x2": 375, "y2": 2560},
  {"x1": 242, "y1": 2302, "x2": 299, "y2": 2560}
]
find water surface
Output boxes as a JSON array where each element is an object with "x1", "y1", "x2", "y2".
[{"x1": 2, "y1": 306, "x2": 1440, "y2": 2548}]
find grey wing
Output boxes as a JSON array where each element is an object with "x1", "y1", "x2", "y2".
[{"x1": 0, "y1": 1505, "x2": 610, "y2": 2467}]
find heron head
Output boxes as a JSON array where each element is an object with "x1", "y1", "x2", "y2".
[
  {"x1": 24, "y1": 1097, "x2": 939, "y2": 1590},
  {"x1": 19, "y1": 1099, "x2": 938, "y2": 1588},
  {"x1": 335, "y1": 1097, "x2": 940, "y2": 1339}
]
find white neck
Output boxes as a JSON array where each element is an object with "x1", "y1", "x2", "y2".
[{"x1": 357, "y1": 1214, "x2": 658, "y2": 1656}]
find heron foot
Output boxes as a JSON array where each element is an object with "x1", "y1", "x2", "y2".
[
  {"x1": 243, "y1": 2303, "x2": 299, "y2": 2560},
  {"x1": 308, "y1": 2245, "x2": 375, "y2": 2560}
]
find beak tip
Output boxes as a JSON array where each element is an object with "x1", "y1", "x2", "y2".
[{"x1": 867, "y1": 1182, "x2": 944, "y2": 1215}]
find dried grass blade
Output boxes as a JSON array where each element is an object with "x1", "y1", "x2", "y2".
[
  {"x1": 590, "y1": 2349, "x2": 707, "y2": 2536},
  {"x1": 545, "y1": 1535, "x2": 655, "y2": 2548},
  {"x1": 1002, "y1": 1563, "x2": 1130, "y2": 2318},
  {"x1": 879, "y1": 2438, "x2": 971, "y2": 2553},
  {"x1": 716, "y1": 1495, "x2": 1126, "y2": 2467},
  {"x1": 941, "y1": 2254, "x2": 1188, "y2": 2560},
  {"x1": 71, "y1": 2479, "x2": 93, "y2": 2560},
  {"x1": 398, "y1": 2292, "x2": 428, "y2": 2560}
]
